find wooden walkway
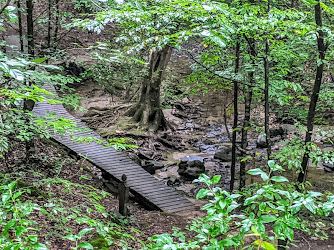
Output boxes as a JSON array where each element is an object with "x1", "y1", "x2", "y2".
[{"x1": 33, "y1": 84, "x2": 193, "y2": 213}]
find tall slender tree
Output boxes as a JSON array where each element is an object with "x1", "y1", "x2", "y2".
[
  {"x1": 230, "y1": 40, "x2": 240, "y2": 192},
  {"x1": 26, "y1": 0, "x2": 34, "y2": 57},
  {"x1": 298, "y1": 0, "x2": 328, "y2": 183}
]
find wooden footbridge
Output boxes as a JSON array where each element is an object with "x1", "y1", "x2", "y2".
[{"x1": 33, "y1": 84, "x2": 193, "y2": 213}]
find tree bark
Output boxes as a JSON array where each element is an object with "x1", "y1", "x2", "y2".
[
  {"x1": 17, "y1": 0, "x2": 24, "y2": 52},
  {"x1": 240, "y1": 37, "x2": 256, "y2": 189},
  {"x1": 26, "y1": 0, "x2": 34, "y2": 57},
  {"x1": 298, "y1": 1, "x2": 327, "y2": 183},
  {"x1": 53, "y1": 0, "x2": 60, "y2": 45},
  {"x1": 230, "y1": 41, "x2": 240, "y2": 192},
  {"x1": 126, "y1": 46, "x2": 173, "y2": 131},
  {"x1": 47, "y1": 0, "x2": 52, "y2": 49},
  {"x1": 264, "y1": 4, "x2": 272, "y2": 160}
]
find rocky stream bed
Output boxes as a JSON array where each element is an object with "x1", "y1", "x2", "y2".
[{"x1": 68, "y1": 79, "x2": 334, "y2": 200}]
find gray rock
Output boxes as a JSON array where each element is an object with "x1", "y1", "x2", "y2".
[
  {"x1": 270, "y1": 127, "x2": 286, "y2": 138},
  {"x1": 280, "y1": 124, "x2": 297, "y2": 134},
  {"x1": 199, "y1": 144, "x2": 217, "y2": 154},
  {"x1": 323, "y1": 162, "x2": 334, "y2": 172},
  {"x1": 181, "y1": 97, "x2": 190, "y2": 104},
  {"x1": 178, "y1": 156, "x2": 205, "y2": 180},
  {"x1": 207, "y1": 132, "x2": 219, "y2": 138},
  {"x1": 214, "y1": 146, "x2": 231, "y2": 162},
  {"x1": 218, "y1": 136, "x2": 230, "y2": 143},
  {"x1": 257, "y1": 134, "x2": 268, "y2": 148},
  {"x1": 142, "y1": 164, "x2": 156, "y2": 175},
  {"x1": 214, "y1": 146, "x2": 241, "y2": 162},
  {"x1": 167, "y1": 177, "x2": 181, "y2": 186}
]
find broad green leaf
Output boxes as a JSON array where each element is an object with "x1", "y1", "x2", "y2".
[
  {"x1": 9, "y1": 69, "x2": 24, "y2": 81},
  {"x1": 0, "y1": 62, "x2": 10, "y2": 73},
  {"x1": 63, "y1": 234, "x2": 78, "y2": 241},
  {"x1": 258, "y1": 215, "x2": 277, "y2": 223},
  {"x1": 196, "y1": 189, "x2": 210, "y2": 199},
  {"x1": 208, "y1": 31, "x2": 226, "y2": 47},
  {"x1": 300, "y1": 0, "x2": 319, "y2": 7},
  {"x1": 32, "y1": 57, "x2": 47, "y2": 63},
  {"x1": 304, "y1": 200, "x2": 317, "y2": 214},
  {"x1": 261, "y1": 241, "x2": 276, "y2": 250},
  {"x1": 270, "y1": 176, "x2": 289, "y2": 183},
  {"x1": 247, "y1": 168, "x2": 269, "y2": 181},
  {"x1": 78, "y1": 228, "x2": 94, "y2": 237},
  {"x1": 211, "y1": 175, "x2": 221, "y2": 184},
  {"x1": 244, "y1": 195, "x2": 258, "y2": 206},
  {"x1": 2, "y1": 192, "x2": 11, "y2": 203},
  {"x1": 27, "y1": 235, "x2": 38, "y2": 242},
  {"x1": 77, "y1": 242, "x2": 94, "y2": 249},
  {"x1": 31, "y1": 243, "x2": 48, "y2": 250}
]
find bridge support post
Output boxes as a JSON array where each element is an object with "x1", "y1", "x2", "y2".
[{"x1": 118, "y1": 174, "x2": 129, "y2": 216}]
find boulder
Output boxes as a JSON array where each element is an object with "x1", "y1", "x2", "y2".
[
  {"x1": 214, "y1": 146, "x2": 232, "y2": 162},
  {"x1": 280, "y1": 124, "x2": 297, "y2": 135},
  {"x1": 178, "y1": 156, "x2": 205, "y2": 180},
  {"x1": 214, "y1": 145, "x2": 241, "y2": 162},
  {"x1": 257, "y1": 134, "x2": 268, "y2": 148},
  {"x1": 269, "y1": 127, "x2": 286, "y2": 138}
]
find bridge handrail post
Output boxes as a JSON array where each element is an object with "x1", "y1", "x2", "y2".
[{"x1": 118, "y1": 174, "x2": 129, "y2": 216}]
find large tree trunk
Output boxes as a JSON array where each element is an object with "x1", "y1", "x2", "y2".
[
  {"x1": 298, "y1": 0, "x2": 327, "y2": 183},
  {"x1": 126, "y1": 46, "x2": 173, "y2": 131}
]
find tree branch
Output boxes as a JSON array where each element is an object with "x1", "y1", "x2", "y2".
[
  {"x1": 185, "y1": 50, "x2": 262, "y2": 90},
  {"x1": 0, "y1": 0, "x2": 11, "y2": 15}
]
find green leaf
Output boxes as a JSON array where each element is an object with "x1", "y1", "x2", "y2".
[
  {"x1": 32, "y1": 57, "x2": 47, "y2": 63},
  {"x1": 258, "y1": 215, "x2": 277, "y2": 224},
  {"x1": 31, "y1": 243, "x2": 48, "y2": 250},
  {"x1": 284, "y1": 225, "x2": 294, "y2": 241},
  {"x1": 270, "y1": 176, "x2": 289, "y2": 183},
  {"x1": 261, "y1": 241, "x2": 276, "y2": 250},
  {"x1": 63, "y1": 234, "x2": 78, "y2": 241},
  {"x1": 2, "y1": 192, "x2": 11, "y2": 204},
  {"x1": 9, "y1": 69, "x2": 24, "y2": 81},
  {"x1": 27, "y1": 235, "x2": 38, "y2": 242},
  {"x1": 208, "y1": 31, "x2": 226, "y2": 47},
  {"x1": 7, "y1": 12, "x2": 18, "y2": 23},
  {"x1": 247, "y1": 168, "x2": 269, "y2": 181},
  {"x1": 13, "y1": 191, "x2": 23, "y2": 199},
  {"x1": 78, "y1": 228, "x2": 94, "y2": 237},
  {"x1": 244, "y1": 195, "x2": 258, "y2": 206},
  {"x1": 211, "y1": 175, "x2": 221, "y2": 184},
  {"x1": 77, "y1": 242, "x2": 94, "y2": 249},
  {"x1": 300, "y1": 0, "x2": 319, "y2": 7},
  {"x1": 0, "y1": 62, "x2": 10, "y2": 73},
  {"x1": 196, "y1": 189, "x2": 210, "y2": 199},
  {"x1": 304, "y1": 200, "x2": 317, "y2": 214}
]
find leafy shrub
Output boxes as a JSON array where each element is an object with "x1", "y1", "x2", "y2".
[{"x1": 144, "y1": 161, "x2": 334, "y2": 249}]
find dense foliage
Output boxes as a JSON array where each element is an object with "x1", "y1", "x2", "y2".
[{"x1": 1, "y1": 0, "x2": 334, "y2": 249}]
